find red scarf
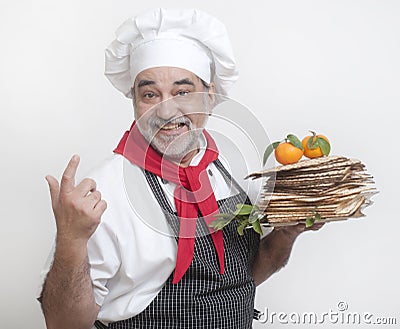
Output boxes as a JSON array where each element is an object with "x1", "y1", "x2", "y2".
[{"x1": 114, "y1": 121, "x2": 224, "y2": 284}]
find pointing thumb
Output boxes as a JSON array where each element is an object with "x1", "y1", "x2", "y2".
[{"x1": 45, "y1": 175, "x2": 60, "y2": 207}]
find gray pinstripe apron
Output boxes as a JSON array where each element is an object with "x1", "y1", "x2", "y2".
[{"x1": 95, "y1": 159, "x2": 260, "y2": 328}]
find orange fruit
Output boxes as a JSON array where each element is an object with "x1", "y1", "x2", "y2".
[
  {"x1": 302, "y1": 134, "x2": 330, "y2": 158},
  {"x1": 274, "y1": 142, "x2": 304, "y2": 165}
]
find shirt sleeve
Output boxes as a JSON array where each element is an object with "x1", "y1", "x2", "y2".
[
  {"x1": 87, "y1": 221, "x2": 121, "y2": 306},
  {"x1": 35, "y1": 221, "x2": 121, "y2": 307},
  {"x1": 36, "y1": 242, "x2": 56, "y2": 301}
]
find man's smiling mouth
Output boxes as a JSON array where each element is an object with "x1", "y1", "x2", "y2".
[{"x1": 160, "y1": 122, "x2": 186, "y2": 130}]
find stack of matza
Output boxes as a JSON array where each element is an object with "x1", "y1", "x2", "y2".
[{"x1": 246, "y1": 156, "x2": 377, "y2": 226}]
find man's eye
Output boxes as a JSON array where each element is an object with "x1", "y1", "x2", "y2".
[
  {"x1": 143, "y1": 92, "x2": 155, "y2": 98},
  {"x1": 177, "y1": 90, "x2": 189, "y2": 96}
]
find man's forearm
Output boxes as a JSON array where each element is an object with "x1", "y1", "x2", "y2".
[
  {"x1": 252, "y1": 228, "x2": 299, "y2": 286},
  {"x1": 40, "y1": 239, "x2": 99, "y2": 329},
  {"x1": 41, "y1": 155, "x2": 105, "y2": 328}
]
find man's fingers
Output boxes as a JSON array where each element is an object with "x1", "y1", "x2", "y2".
[
  {"x1": 93, "y1": 199, "x2": 107, "y2": 217},
  {"x1": 45, "y1": 175, "x2": 60, "y2": 207},
  {"x1": 76, "y1": 178, "x2": 97, "y2": 197},
  {"x1": 60, "y1": 155, "x2": 80, "y2": 194},
  {"x1": 86, "y1": 191, "x2": 102, "y2": 208}
]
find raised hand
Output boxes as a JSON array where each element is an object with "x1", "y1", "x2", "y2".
[{"x1": 45, "y1": 155, "x2": 107, "y2": 243}]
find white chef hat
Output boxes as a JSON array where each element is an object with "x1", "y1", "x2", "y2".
[{"x1": 104, "y1": 8, "x2": 238, "y2": 102}]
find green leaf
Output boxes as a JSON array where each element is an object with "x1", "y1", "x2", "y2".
[
  {"x1": 286, "y1": 134, "x2": 304, "y2": 150},
  {"x1": 213, "y1": 213, "x2": 233, "y2": 219},
  {"x1": 234, "y1": 204, "x2": 255, "y2": 215},
  {"x1": 305, "y1": 217, "x2": 315, "y2": 228},
  {"x1": 307, "y1": 135, "x2": 318, "y2": 150},
  {"x1": 212, "y1": 203, "x2": 265, "y2": 235},
  {"x1": 237, "y1": 219, "x2": 249, "y2": 236},
  {"x1": 252, "y1": 220, "x2": 263, "y2": 235},
  {"x1": 315, "y1": 137, "x2": 331, "y2": 155},
  {"x1": 314, "y1": 212, "x2": 321, "y2": 221},
  {"x1": 307, "y1": 130, "x2": 317, "y2": 149},
  {"x1": 208, "y1": 220, "x2": 224, "y2": 230},
  {"x1": 209, "y1": 215, "x2": 235, "y2": 231},
  {"x1": 263, "y1": 141, "x2": 280, "y2": 166},
  {"x1": 248, "y1": 213, "x2": 259, "y2": 224}
]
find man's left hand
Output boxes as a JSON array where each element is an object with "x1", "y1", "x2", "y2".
[{"x1": 273, "y1": 222, "x2": 325, "y2": 240}]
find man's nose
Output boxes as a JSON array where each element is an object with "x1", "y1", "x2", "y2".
[{"x1": 155, "y1": 97, "x2": 180, "y2": 120}]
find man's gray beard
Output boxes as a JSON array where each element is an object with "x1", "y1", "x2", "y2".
[
  {"x1": 136, "y1": 93, "x2": 211, "y2": 161},
  {"x1": 138, "y1": 117, "x2": 207, "y2": 162}
]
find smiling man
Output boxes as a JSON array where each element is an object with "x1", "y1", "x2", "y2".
[
  {"x1": 133, "y1": 67, "x2": 214, "y2": 166},
  {"x1": 39, "y1": 8, "x2": 320, "y2": 329}
]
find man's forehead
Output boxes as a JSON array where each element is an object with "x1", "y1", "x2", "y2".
[{"x1": 135, "y1": 67, "x2": 200, "y2": 86}]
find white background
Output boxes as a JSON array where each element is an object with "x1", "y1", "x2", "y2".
[{"x1": 1, "y1": 1, "x2": 399, "y2": 328}]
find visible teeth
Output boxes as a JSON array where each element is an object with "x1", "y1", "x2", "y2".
[{"x1": 160, "y1": 123, "x2": 183, "y2": 130}]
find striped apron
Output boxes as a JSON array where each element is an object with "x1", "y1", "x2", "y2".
[{"x1": 95, "y1": 159, "x2": 260, "y2": 328}]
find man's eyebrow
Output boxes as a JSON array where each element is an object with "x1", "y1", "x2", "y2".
[
  {"x1": 174, "y1": 78, "x2": 195, "y2": 86},
  {"x1": 136, "y1": 78, "x2": 195, "y2": 89},
  {"x1": 137, "y1": 80, "x2": 155, "y2": 88}
]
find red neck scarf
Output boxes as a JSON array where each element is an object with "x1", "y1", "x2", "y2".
[{"x1": 114, "y1": 121, "x2": 224, "y2": 284}]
